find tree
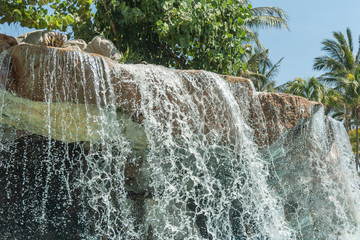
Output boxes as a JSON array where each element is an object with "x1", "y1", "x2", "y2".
[
  {"x1": 280, "y1": 77, "x2": 327, "y2": 102},
  {"x1": 349, "y1": 129, "x2": 359, "y2": 155},
  {"x1": 0, "y1": 0, "x2": 92, "y2": 31},
  {"x1": 239, "y1": 46, "x2": 283, "y2": 92},
  {"x1": 313, "y1": 28, "x2": 360, "y2": 171},
  {"x1": 240, "y1": 0, "x2": 289, "y2": 50},
  {"x1": 313, "y1": 28, "x2": 360, "y2": 83},
  {"x1": 74, "y1": 0, "x2": 252, "y2": 76}
]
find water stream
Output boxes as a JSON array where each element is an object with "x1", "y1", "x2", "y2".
[{"x1": 0, "y1": 47, "x2": 358, "y2": 239}]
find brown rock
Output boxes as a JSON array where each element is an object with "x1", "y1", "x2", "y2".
[
  {"x1": 0, "y1": 33, "x2": 18, "y2": 51},
  {"x1": 256, "y1": 92, "x2": 322, "y2": 146},
  {"x1": 8, "y1": 44, "x2": 140, "y2": 110},
  {"x1": 5, "y1": 43, "x2": 321, "y2": 148},
  {"x1": 0, "y1": 34, "x2": 18, "y2": 90}
]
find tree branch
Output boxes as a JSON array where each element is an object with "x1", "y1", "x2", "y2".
[{"x1": 103, "y1": 1, "x2": 116, "y2": 36}]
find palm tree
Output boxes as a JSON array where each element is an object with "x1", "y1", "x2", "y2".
[
  {"x1": 239, "y1": 46, "x2": 283, "y2": 92},
  {"x1": 236, "y1": 1, "x2": 288, "y2": 89},
  {"x1": 334, "y1": 68, "x2": 360, "y2": 171},
  {"x1": 240, "y1": 0, "x2": 289, "y2": 49},
  {"x1": 280, "y1": 77, "x2": 327, "y2": 102},
  {"x1": 313, "y1": 28, "x2": 360, "y2": 171}
]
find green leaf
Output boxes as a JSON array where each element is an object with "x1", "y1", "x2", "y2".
[
  {"x1": 242, "y1": 63, "x2": 248, "y2": 70},
  {"x1": 64, "y1": 14, "x2": 75, "y2": 24},
  {"x1": 39, "y1": 18, "x2": 47, "y2": 28}
]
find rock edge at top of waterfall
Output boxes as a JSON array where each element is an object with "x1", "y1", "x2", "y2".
[
  {"x1": 1, "y1": 31, "x2": 122, "y2": 62},
  {"x1": 0, "y1": 31, "x2": 323, "y2": 147}
]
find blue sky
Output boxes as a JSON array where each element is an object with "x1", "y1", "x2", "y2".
[
  {"x1": 254, "y1": 0, "x2": 360, "y2": 85},
  {"x1": 2, "y1": 1, "x2": 360, "y2": 86}
]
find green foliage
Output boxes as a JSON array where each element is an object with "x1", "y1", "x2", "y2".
[
  {"x1": 281, "y1": 77, "x2": 327, "y2": 103},
  {"x1": 240, "y1": 46, "x2": 282, "y2": 92},
  {"x1": 0, "y1": 0, "x2": 92, "y2": 31},
  {"x1": 75, "y1": 0, "x2": 252, "y2": 75},
  {"x1": 119, "y1": 45, "x2": 143, "y2": 64},
  {"x1": 313, "y1": 28, "x2": 360, "y2": 169},
  {"x1": 313, "y1": 28, "x2": 360, "y2": 129},
  {"x1": 348, "y1": 129, "x2": 358, "y2": 155},
  {"x1": 314, "y1": 28, "x2": 360, "y2": 84},
  {"x1": 242, "y1": 2, "x2": 289, "y2": 50}
]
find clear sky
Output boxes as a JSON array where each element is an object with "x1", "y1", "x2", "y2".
[
  {"x1": 254, "y1": 0, "x2": 360, "y2": 86},
  {"x1": 2, "y1": 1, "x2": 360, "y2": 86}
]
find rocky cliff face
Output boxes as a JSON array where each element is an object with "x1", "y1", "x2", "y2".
[{"x1": 0, "y1": 34, "x2": 359, "y2": 239}]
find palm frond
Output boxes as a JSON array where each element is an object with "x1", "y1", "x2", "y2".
[
  {"x1": 250, "y1": 7, "x2": 289, "y2": 29},
  {"x1": 313, "y1": 56, "x2": 344, "y2": 72},
  {"x1": 346, "y1": 27, "x2": 354, "y2": 53},
  {"x1": 241, "y1": 26, "x2": 264, "y2": 50},
  {"x1": 245, "y1": 15, "x2": 288, "y2": 30},
  {"x1": 321, "y1": 39, "x2": 345, "y2": 64},
  {"x1": 356, "y1": 36, "x2": 360, "y2": 62},
  {"x1": 265, "y1": 57, "x2": 283, "y2": 80}
]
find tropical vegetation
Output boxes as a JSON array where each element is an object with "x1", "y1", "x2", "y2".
[
  {"x1": 0, "y1": 0, "x2": 92, "y2": 31},
  {"x1": 241, "y1": 0, "x2": 289, "y2": 50},
  {"x1": 281, "y1": 77, "x2": 327, "y2": 102},
  {"x1": 74, "y1": 0, "x2": 253, "y2": 76},
  {"x1": 313, "y1": 28, "x2": 360, "y2": 171},
  {"x1": 240, "y1": 46, "x2": 283, "y2": 91}
]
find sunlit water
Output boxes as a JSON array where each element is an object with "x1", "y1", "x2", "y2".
[{"x1": 0, "y1": 47, "x2": 358, "y2": 239}]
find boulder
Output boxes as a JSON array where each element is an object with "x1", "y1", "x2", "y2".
[
  {"x1": 257, "y1": 92, "x2": 321, "y2": 146},
  {"x1": 0, "y1": 33, "x2": 18, "y2": 51},
  {"x1": 65, "y1": 39, "x2": 87, "y2": 51},
  {"x1": 0, "y1": 33, "x2": 18, "y2": 90},
  {"x1": 16, "y1": 31, "x2": 121, "y2": 62},
  {"x1": 85, "y1": 36, "x2": 122, "y2": 62},
  {"x1": 16, "y1": 30, "x2": 52, "y2": 45}
]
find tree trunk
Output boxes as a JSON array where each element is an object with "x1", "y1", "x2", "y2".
[{"x1": 356, "y1": 107, "x2": 359, "y2": 171}]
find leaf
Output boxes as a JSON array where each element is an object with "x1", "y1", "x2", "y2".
[
  {"x1": 64, "y1": 14, "x2": 75, "y2": 24},
  {"x1": 242, "y1": 63, "x2": 248, "y2": 70}
]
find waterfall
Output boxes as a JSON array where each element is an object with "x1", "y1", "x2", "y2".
[{"x1": 0, "y1": 46, "x2": 359, "y2": 239}]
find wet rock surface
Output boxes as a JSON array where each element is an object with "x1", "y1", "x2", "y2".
[{"x1": 0, "y1": 35, "x2": 359, "y2": 239}]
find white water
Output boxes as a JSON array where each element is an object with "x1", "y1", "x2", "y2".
[{"x1": 0, "y1": 47, "x2": 358, "y2": 239}]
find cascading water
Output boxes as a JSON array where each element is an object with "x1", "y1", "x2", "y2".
[
  {"x1": 260, "y1": 98, "x2": 360, "y2": 239},
  {"x1": 0, "y1": 45, "x2": 359, "y2": 239}
]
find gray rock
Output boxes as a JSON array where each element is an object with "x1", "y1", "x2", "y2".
[
  {"x1": 85, "y1": 36, "x2": 121, "y2": 62},
  {"x1": 16, "y1": 30, "x2": 51, "y2": 45},
  {"x1": 65, "y1": 39, "x2": 87, "y2": 51},
  {"x1": 16, "y1": 31, "x2": 68, "y2": 47}
]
